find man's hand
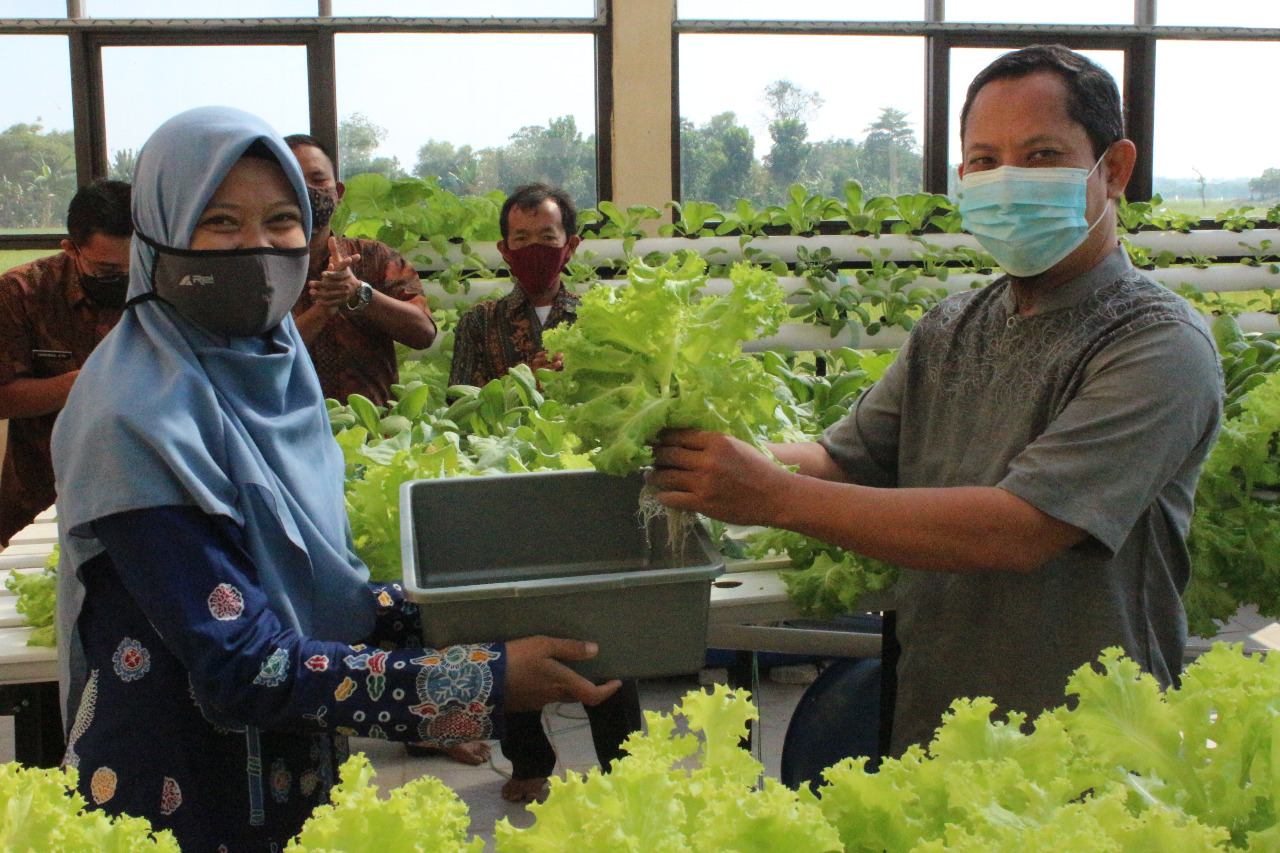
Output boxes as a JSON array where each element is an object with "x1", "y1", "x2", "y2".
[
  {"x1": 0, "y1": 370, "x2": 80, "y2": 420},
  {"x1": 503, "y1": 636, "x2": 622, "y2": 712},
  {"x1": 527, "y1": 350, "x2": 564, "y2": 372},
  {"x1": 308, "y1": 235, "x2": 363, "y2": 311},
  {"x1": 646, "y1": 428, "x2": 794, "y2": 527}
]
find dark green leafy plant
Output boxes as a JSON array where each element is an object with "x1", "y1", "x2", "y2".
[
  {"x1": 767, "y1": 183, "x2": 842, "y2": 236},
  {"x1": 835, "y1": 180, "x2": 893, "y2": 235},
  {"x1": 659, "y1": 200, "x2": 723, "y2": 237},
  {"x1": 1118, "y1": 194, "x2": 1198, "y2": 233},
  {"x1": 924, "y1": 196, "x2": 965, "y2": 233},
  {"x1": 1215, "y1": 207, "x2": 1258, "y2": 232},
  {"x1": 712, "y1": 198, "x2": 772, "y2": 246},
  {"x1": 1117, "y1": 196, "x2": 1159, "y2": 233},
  {"x1": 851, "y1": 247, "x2": 947, "y2": 334},
  {"x1": 888, "y1": 192, "x2": 950, "y2": 235},
  {"x1": 1121, "y1": 237, "x2": 1176, "y2": 270},
  {"x1": 793, "y1": 244, "x2": 837, "y2": 285},
  {"x1": 759, "y1": 349, "x2": 873, "y2": 433},
  {"x1": 577, "y1": 201, "x2": 662, "y2": 255},
  {"x1": 1238, "y1": 239, "x2": 1278, "y2": 268},
  {"x1": 1184, "y1": 368, "x2": 1280, "y2": 636}
]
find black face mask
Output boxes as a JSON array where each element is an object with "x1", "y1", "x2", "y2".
[
  {"x1": 79, "y1": 272, "x2": 130, "y2": 310},
  {"x1": 130, "y1": 232, "x2": 309, "y2": 338},
  {"x1": 307, "y1": 185, "x2": 337, "y2": 232}
]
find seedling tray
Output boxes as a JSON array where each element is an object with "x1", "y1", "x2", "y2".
[{"x1": 400, "y1": 470, "x2": 723, "y2": 681}]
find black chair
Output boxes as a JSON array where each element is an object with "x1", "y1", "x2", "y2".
[{"x1": 779, "y1": 656, "x2": 883, "y2": 793}]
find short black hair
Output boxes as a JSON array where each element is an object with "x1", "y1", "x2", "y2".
[
  {"x1": 66, "y1": 179, "x2": 132, "y2": 245},
  {"x1": 959, "y1": 44, "x2": 1124, "y2": 160},
  {"x1": 499, "y1": 183, "x2": 578, "y2": 242},
  {"x1": 284, "y1": 133, "x2": 337, "y2": 173}
]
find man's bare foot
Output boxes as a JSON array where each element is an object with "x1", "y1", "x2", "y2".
[
  {"x1": 501, "y1": 776, "x2": 550, "y2": 803},
  {"x1": 443, "y1": 741, "x2": 490, "y2": 765}
]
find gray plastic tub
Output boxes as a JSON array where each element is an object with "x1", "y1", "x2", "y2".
[{"x1": 399, "y1": 470, "x2": 724, "y2": 681}]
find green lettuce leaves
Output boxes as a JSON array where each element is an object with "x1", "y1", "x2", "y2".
[
  {"x1": 541, "y1": 254, "x2": 789, "y2": 475},
  {"x1": 0, "y1": 764, "x2": 179, "y2": 851},
  {"x1": 493, "y1": 683, "x2": 841, "y2": 853},
  {"x1": 287, "y1": 753, "x2": 483, "y2": 853}
]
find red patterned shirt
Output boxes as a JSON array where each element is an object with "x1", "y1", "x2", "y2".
[
  {"x1": 291, "y1": 236, "x2": 426, "y2": 406},
  {"x1": 0, "y1": 251, "x2": 123, "y2": 545}
]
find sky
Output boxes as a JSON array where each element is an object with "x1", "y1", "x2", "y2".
[{"x1": 1, "y1": 0, "x2": 1279, "y2": 183}]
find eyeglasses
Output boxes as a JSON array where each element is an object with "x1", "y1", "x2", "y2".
[{"x1": 73, "y1": 246, "x2": 127, "y2": 278}]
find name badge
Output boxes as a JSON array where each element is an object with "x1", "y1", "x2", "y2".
[{"x1": 32, "y1": 349, "x2": 73, "y2": 360}]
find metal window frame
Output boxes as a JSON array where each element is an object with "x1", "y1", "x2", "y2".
[
  {"x1": 5, "y1": 4, "x2": 1280, "y2": 245},
  {"x1": 0, "y1": 3, "x2": 612, "y2": 245},
  {"x1": 672, "y1": 16, "x2": 1280, "y2": 204}
]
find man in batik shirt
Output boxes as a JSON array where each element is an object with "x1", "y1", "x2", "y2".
[
  {"x1": 449, "y1": 183, "x2": 643, "y2": 803},
  {"x1": 285, "y1": 135, "x2": 437, "y2": 406},
  {"x1": 448, "y1": 182, "x2": 583, "y2": 389},
  {"x1": 0, "y1": 180, "x2": 132, "y2": 546}
]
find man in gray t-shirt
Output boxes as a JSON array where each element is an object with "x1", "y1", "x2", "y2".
[{"x1": 648, "y1": 45, "x2": 1222, "y2": 755}]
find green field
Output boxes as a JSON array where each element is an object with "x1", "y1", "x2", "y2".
[
  {"x1": 1155, "y1": 197, "x2": 1275, "y2": 221},
  {"x1": 0, "y1": 249, "x2": 59, "y2": 273}
]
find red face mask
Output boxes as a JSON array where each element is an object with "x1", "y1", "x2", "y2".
[{"x1": 505, "y1": 242, "x2": 573, "y2": 299}]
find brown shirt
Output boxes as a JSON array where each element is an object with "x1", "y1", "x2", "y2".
[
  {"x1": 0, "y1": 252, "x2": 123, "y2": 545},
  {"x1": 291, "y1": 235, "x2": 426, "y2": 406},
  {"x1": 449, "y1": 285, "x2": 580, "y2": 388}
]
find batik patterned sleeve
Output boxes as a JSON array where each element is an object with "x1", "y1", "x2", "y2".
[
  {"x1": 92, "y1": 505, "x2": 506, "y2": 746},
  {"x1": 364, "y1": 581, "x2": 425, "y2": 650},
  {"x1": 357, "y1": 239, "x2": 424, "y2": 301},
  {"x1": 0, "y1": 270, "x2": 34, "y2": 386}
]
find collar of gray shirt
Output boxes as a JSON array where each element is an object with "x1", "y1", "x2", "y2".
[{"x1": 999, "y1": 244, "x2": 1134, "y2": 318}]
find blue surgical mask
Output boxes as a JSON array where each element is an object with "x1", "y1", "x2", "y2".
[{"x1": 958, "y1": 153, "x2": 1109, "y2": 278}]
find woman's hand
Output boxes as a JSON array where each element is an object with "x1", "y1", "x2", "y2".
[
  {"x1": 503, "y1": 636, "x2": 622, "y2": 712},
  {"x1": 646, "y1": 428, "x2": 794, "y2": 527}
]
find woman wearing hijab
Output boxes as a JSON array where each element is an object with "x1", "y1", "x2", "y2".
[{"x1": 51, "y1": 106, "x2": 618, "y2": 853}]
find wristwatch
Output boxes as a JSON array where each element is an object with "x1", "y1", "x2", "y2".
[{"x1": 345, "y1": 281, "x2": 373, "y2": 312}]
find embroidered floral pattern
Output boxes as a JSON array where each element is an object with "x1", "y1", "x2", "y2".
[
  {"x1": 111, "y1": 638, "x2": 151, "y2": 682},
  {"x1": 269, "y1": 759, "x2": 292, "y2": 803},
  {"x1": 417, "y1": 701, "x2": 492, "y2": 745},
  {"x1": 90, "y1": 766, "x2": 117, "y2": 804},
  {"x1": 63, "y1": 669, "x2": 98, "y2": 771},
  {"x1": 305, "y1": 654, "x2": 329, "y2": 672},
  {"x1": 207, "y1": 583, "x2": 245, "y2": 621},
  {"x1": 342, "y1": 649, "x2": 388, "y2": 672},
  {"x1": 160, "y1": 777, "x2": 182, "y2": 815},
  {"x1": 335, "y1": 677, "x2": 356, "y2": 701},
  {"x1": 253, "y1": 647, "x2": 290, "y2": 688},
  {"x1": 377, "y1": 589, "x2": 393, "y2": 607},
  {"x1": 413, "y1": 654, "x2": 494, "y2": 708},
  {"x1": 405, "y1": 644, "x2": 501, "y2": 745}
]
